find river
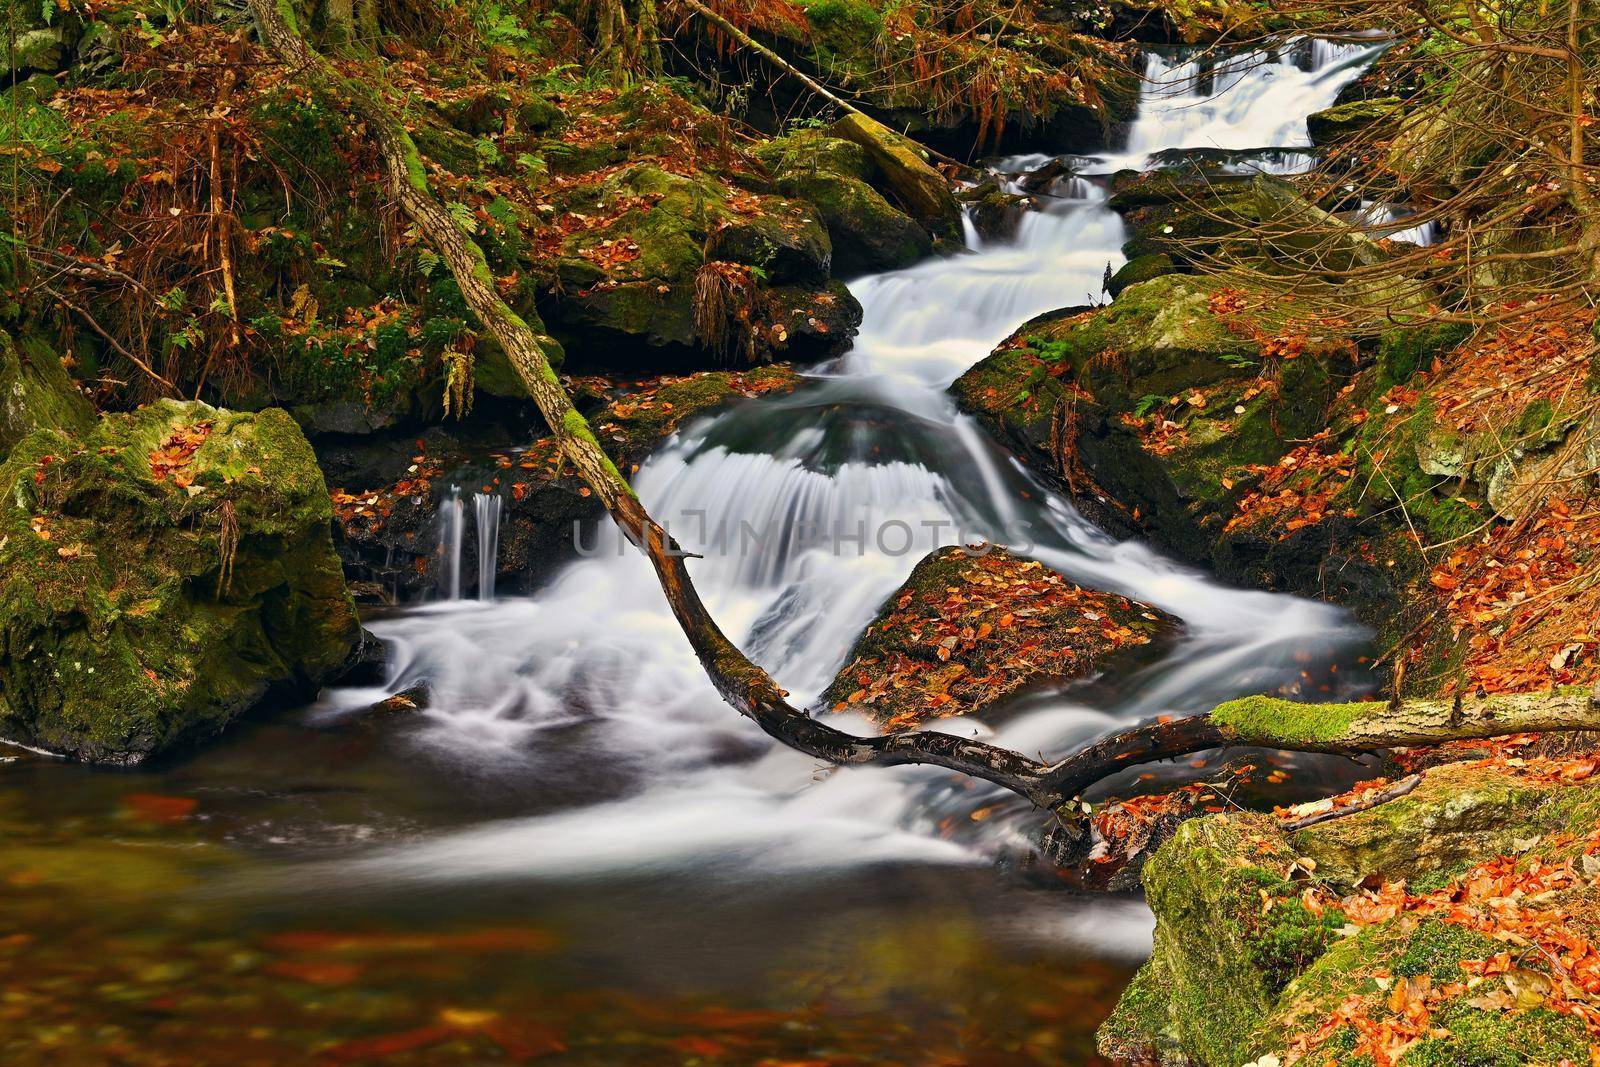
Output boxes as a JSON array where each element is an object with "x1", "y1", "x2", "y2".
[{"x1": 0, "y1": 40, "x2": 1384, "y2": 1066}]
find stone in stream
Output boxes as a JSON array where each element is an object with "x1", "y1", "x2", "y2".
[
  {"x1": 0, "y1": 399, "x2": 360, "y2": 764},
  {"x1": 822, "y1": 546, "x2": 1177, "y2": 730}
]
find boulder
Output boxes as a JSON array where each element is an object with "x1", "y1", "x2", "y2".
[
  {"x1": 0, "y1": 400, "x2": 359, "y2": 764},
  {"x1": 0, "y1": 329, "x2": 93, "y2": 459},
  {"x1": 756, "y1": 129, "x2": 934, "y2": 274},
  {"x1": 1100, "y1": 762, "x2": 1600, "y2": 1066},
  {"x1": 953, "y1": 274, "x2": 1357, "y2": 561},
  {"x1": 822, "y1": 546, "x2": 1175, "y2": 729},
  {"x1": 829, "y1": 114, "x2": 963, "y2": 238},
  {"x1": 545, "y1": 164, "x2": 859, "y2": 364},
  {"x1": 1306, "y1": 96, "x2": 1402, "y2": 146}
]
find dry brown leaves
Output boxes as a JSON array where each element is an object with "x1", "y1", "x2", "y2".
[
  {"x1": 148, "y1": 421, "x2": 212, "y2": 487},
  {"x1": 1225, "y1": 431, "x2": 1357, "y2": 536}
]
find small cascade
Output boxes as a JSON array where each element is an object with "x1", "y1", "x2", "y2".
[
  {"x1": 437, "y1": 487, "x2": 465, "y2": 601},
  {"x1": 1115, "y1": 39, "x2": 1384, "y2": 167},
  {"x1": 474, "y1": 492, "x2": 502, "y2": 602}
]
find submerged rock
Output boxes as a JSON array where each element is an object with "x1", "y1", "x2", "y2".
[
  {"x1": 822, "y1": 546, "x2": 1176, "y2": 729},
  {"x1": 0, "y1": 400, "x2": 359, "y2": 764}
]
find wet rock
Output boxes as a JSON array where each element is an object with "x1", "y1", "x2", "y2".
[
  {"x1": 963, "y1": 181, "x2": 1029, "y2": 243},
  {"x1": 0, "y1": 400, "x2": 359, "y2": 764},
  {"x1": 822, "y1": 546, "x2": 1176, "y2": 729}
]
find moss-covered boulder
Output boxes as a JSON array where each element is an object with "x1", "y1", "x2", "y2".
[
  {"x1": 1106, "y1": 251, "x2": 1175, "y2": 297},
  {"x1": 829, "y1": 114, "x2": 962, "y2": 238},
  {"x1": 0, "y1": 400, "x2": 359, "y2": 763},
  {"x1": 1102, "y1": 762, "x2": 1600, "y2": 1066},
  {"x1": 545, "y1": 163, "x2": 858, "y2": 363},
  {"x1": 1306, "y1": 96, "x2": 1403, "y2": 146},
  {"x1": 0, "y1": 329, "x2": 93, "y2": 458},
  {"x1": 1108, "y1": 171, "x2": 1387, "y2": 274},
  {"x1": 954, "y1": 274, "x2": 1355, "y2": 559},
  {"x1": 758, "y1": 130, "x2": 933, "y2": 275},
  {"x1": 822, "y1": 546, "x2": 1176, "y2": 729}
]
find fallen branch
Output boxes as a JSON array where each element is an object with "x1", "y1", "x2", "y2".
[
  {"x1": 243, "y1": 2, "x2": 1600, "y2": 817},
  {"x1": 1281, "y1": 773, "x2": 1423, "y2": 831}
]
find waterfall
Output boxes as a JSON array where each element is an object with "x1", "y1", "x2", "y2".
[
  {"x1": 325, "y1": 40, "x2": 1382, "y2": 883},
  {"x1": 1115, "y1": 39, "x2": 1385, "y2": 167},
  {"x1": 437, "y1": 487, "x2": 464, "y2": 601},
  {"x1": 474, "y1": 492, "x2": 501, "y2": 602}
]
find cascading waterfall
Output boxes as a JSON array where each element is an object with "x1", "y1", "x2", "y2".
[
  {"x1": 436, "y1": 487, "x2": 465, "y2": 601},
  {"x1": 474, "y1": 492, "x2": 501, "y2": 602},
  {"x1": 320, "y1": 41, "x2": 1383, "y2": 899}
]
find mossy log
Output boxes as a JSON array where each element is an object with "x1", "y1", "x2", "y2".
[{"x1": 245, "y1": 0, "x2": 1600, "y2": 817}]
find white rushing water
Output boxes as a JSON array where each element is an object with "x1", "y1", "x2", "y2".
[
  {"x1": 319, "y1": 42, "x2": 1381, "y2": 917},
  {"x1": 474, "y1": 491, "x2": 501, "y2": 602}
]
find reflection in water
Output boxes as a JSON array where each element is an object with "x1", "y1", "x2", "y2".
[{"x1": 1, "y1": 40, "x2": 1383, "y2": 1065}]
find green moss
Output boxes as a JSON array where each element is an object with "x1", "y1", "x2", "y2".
[
  {"x1": 0, "y1": 401, "x2": 358, "y2": 764},
  {"x1": 1392, "y1": 920, "x2": 1501, "y2": 983},
  {"x1": 1399, "y1": 1004, "x2": 1590, "y2": 1066},
  {"x1": 1107, "y1": 252, "x2": 1176, "y2": 297},
  {"x1": 1210, "y1": 695, "x2": 1378, "y2": 745},
  {"x1": 1374, "y1": 323, "x2": 1470, "y2": 391}
]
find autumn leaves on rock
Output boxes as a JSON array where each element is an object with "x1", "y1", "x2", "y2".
[{"x1": 824, "y1": 548, "x2": 1175, "y2": 729}]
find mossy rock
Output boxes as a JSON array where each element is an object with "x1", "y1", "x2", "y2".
[
  {"x1": 1101, "y1": 813, "x2": 1347, "y2": 1066},
  {"x1": 822, "y1": 546, "x2": 1176, "y2": 728},
  {"x1": 757, "y1": 129, "x2": 931, "y2": 275},
  {"x1": 1306, "y1": 96, "x2": 1402, "y2": 146},
  {"x1": 1102, "y1": 764, "x2": 1600, "y2": 1066},
  {"x1": 777, "y1": 172, "x2": 931, "y2": 275},
  {"x1": 829, "y1": 113, "x2": 962, "y2": 238},
  {"x1": 0, "y1": 329, "x2": 94, "y2": 459},
  {"x1": 548, "y1": 163, "x2": 839, "y2": 357},
  {"x1": 955, "y1": 273, "x2": 1356, "y2": 563},
  {"x1": 1106, "y1": 251, "x2": 1176, "y2": 297},
  {"x1": 1291, "y1": 761, "x2": 1600, "y2": 889},
  {"x1": 753, "y1": 129, "x2": 874, "y2": 183},
  {"x1": 0, "y1": 400, "x2": 359, "y2": 764}
]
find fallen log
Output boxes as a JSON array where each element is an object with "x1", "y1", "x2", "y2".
[{"x1": 242, "y1": 2, "x2": 1600, "y2": 816}]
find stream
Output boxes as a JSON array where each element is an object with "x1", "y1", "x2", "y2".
[{"x1": 2, "y1": 40, "x2": 1385, "y2": 1066}]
